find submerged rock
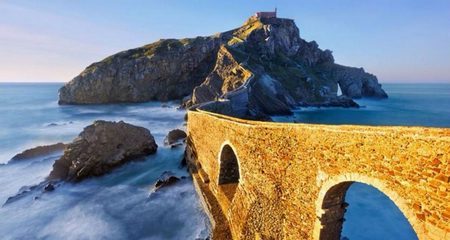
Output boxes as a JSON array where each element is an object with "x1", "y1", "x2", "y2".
[
  {"x1": 10, "y1": 143, "x2": 66, "y2": 162},
  {"x1": 3, "y1": 181, "x2": 58, "y2": 206},
  {"x1": 45, "y1": 121, "x2": 74, "y2": 127},
  {"x1": 48, "y1": 120, "x2": 157, "y2": 182},
  {"x1": 3, "y1": 181, "x2": 61, "y2": 206},
  {"x1": 3, "y1": 184, "x2": 39, "y2": 206},
  {"x1": 164, "y1": 129, "x2": 187, "y2": 146}
]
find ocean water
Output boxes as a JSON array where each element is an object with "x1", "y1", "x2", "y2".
[
  {"x1": 342, "y1": 183, "x2": 418, "y2": 240},
  {"x1": 273, "y1": 83, "x2": 450, "y2": 127},
  {"x1": 0, "y1": 83, "x2": 209, "y2": 240},
  {"x1": 0, "y1": 83, "x2": 448, "y2": 239}
]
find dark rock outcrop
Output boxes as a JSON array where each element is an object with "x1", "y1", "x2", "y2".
[
  {"x1": 10, "y1": 143, "x2": 66, "y2": 162},
  {"x1": 43, "y1": 183, "x2": 55, "y2": 192},
  {"x1": 152, "y1": 171, "x2": 181, "y2": 192},
  {"x1": 48, "y1": 120, "x2": 157, "y2": 182},
  {"x1": 59, "y1": 16, "x2": 387, "y2": 119},
  {"x1": 154, "y1": 176, "x2": 180, "y2": 191},
  {"x1": 164, "y1": 129, "x2": 187, "y2": 146}
]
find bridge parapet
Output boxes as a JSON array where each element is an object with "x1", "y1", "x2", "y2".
[{"x1": 186, "y1": 110, "x2": 450, "y2": 239}]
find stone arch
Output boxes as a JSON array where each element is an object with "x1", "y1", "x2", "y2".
[
  {"x1": 313, "y1": 174, "x2": 421, "y2": 240},
  {"x1": 218, "y1": 142, "x2": 240, "y2": 200},
  {"x1": 218, "y1": 143, "x2": 240, "y2": 185}
]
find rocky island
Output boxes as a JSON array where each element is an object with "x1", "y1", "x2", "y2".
[{"x1": 59, "y1": 15, "x2": 387, "y2": 119}]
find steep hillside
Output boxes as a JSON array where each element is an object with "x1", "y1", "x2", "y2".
[{"x1": 59, "y1": 36, "x2": 226, "y2": 103}]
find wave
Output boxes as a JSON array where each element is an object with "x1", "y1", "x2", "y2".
[{"x1": 0, "y1": 152, "x2": 209, "y2": 240}]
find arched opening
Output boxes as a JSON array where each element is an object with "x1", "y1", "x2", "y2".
[
  {"x1": 218, "y1": 144, "x2": 240, "y2": 201},
  {"x1": 319, "y1": 182, "x2": 417, "y2": 240}
]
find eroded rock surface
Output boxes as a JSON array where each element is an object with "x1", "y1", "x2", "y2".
[{"x1": 48, "y1": 120, "x2": 157, "y2": 181}]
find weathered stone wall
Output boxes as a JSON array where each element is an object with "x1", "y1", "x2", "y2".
[{"x1": 186, "y1": 110, "x2": 450, "y2": 240}]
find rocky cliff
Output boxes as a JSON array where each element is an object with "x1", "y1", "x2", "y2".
[
  {"x1": 59, "y1": 37, "x2": 225, "y2": 104},
  {"x1": 59, "y1": 16, "x2": 387, "y2": 118}
]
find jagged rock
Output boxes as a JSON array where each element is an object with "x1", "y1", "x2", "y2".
[
  {"x1": 186, "y1": 45, "x2": 251, "y2": 107},
  {"x1": 10, "y1": 143, "x2": 66, "y2": 162},
  {"x1": 154, "y1": 176, "x2": 180, "y2": 191},
  {"x1": 153, "y1": 171, "x2": 181, "y2": 192},
  {"x1": 43, "y1": 183, "x2": 55, "y2": 192},
  {"x1": 59, "y1": 15, "x2": 387, "y2": 118},
  {"x1": 164, "y1": 129, "x2": 187, "y2": 146},
  {"x1": 48, "y1": 121, "x2": 157, "y2": 182}
]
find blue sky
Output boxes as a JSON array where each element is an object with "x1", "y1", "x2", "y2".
[{"x1": 0, "y1": 0, "x2": 449, "y2": 83}]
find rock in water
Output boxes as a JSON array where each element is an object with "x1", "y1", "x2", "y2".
[
  {"x1": 10, "y1": 143, "x2": 66, "y2": 162},
  {"x1": 164, "y1": 129, "x2": 187, "y2": 146},
  {"x1": 43, "y1": 183, "x2": 55, "y2": 192},
  {"x1": 59, "y1": 15, "x2": 388, "y2": 119},
  {"x1": 154, "y1": 176, "x2": 180, "y2": 191},
  {"x1": 48, "y1": 120, "x2": 157, "y2": 182},
  {"x1": 152, "y1": 171, "x2": 181, "y2": 192}
]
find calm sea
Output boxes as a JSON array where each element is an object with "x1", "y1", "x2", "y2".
[
  {"x1": 0, "y1": 82, "x2": 448, "y2": 240},
  {"x1": 273, "y1": 83, "x2": 450, "y2": 127}
]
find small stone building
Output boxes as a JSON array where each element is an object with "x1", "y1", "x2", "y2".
[{"x1": 254, "y1": 8, "x2": 277, "y2": 19}]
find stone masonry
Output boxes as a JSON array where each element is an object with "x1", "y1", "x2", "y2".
[{"x1": 186, "y1": 109, "x2": 450, "y2": 240}]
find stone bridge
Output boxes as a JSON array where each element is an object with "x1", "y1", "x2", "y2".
[{"x1": 185, "y1": 110, "x2": 450, "y2": 240}]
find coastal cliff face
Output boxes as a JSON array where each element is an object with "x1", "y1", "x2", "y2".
[
  {"x1": 59, "y1": 37, "x2": 224, "y2": 104},
  {"x1": 59, "y1": 16, "x2": 387, "y2": 118}
]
